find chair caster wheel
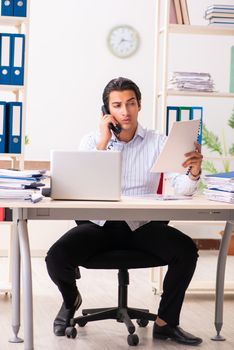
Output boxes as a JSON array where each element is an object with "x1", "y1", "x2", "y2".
[
  {"x1": 77, "y1": 319, "x2": 87, "y2": 327},
  {"x1": 65, "y1": 326, "x2": 77, "y2": 339},
  {"x1": 127, "y1": 333, "x2": 139, "y2": 346},
  {"x1": 136, "y1": 319, "x2": 149, "y2": 327}
]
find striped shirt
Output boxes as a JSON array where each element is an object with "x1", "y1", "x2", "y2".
[{"x1": 79, "y1": 123, "x2": 198, "y2": 231}]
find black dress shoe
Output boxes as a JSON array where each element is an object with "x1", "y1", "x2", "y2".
[
  {"x1": 53, "y1": 292, "x2": 82, "y2": 336},
  {"x1": 153, "y1": 323, "x2": 203, "y2": 346}
]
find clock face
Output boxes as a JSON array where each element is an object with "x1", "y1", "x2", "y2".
[{"x1": 107, "y1": 25, "x2": 140, "y2": 58}]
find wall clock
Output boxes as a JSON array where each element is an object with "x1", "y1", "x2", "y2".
[{"x1": 107, "y1": 25, "x2": 140, "y2": 58}]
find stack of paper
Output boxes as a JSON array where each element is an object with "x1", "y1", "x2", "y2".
[
  {"x1": 168, "y1": 72, "x2": 215, "y2": 92},
  {"x1": 203, "y1": 172, "x2": 234, "y2": 204},
  {"x1": 0, "y1": 169, "x2": 47, "y2": 202},
  {"x1": 204, "y1": 4, "x2": 234, "y2": 27}
]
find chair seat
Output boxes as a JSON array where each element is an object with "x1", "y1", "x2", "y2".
[{"x1": 82, "y1": 250, "x2": 158, "y2": 269}]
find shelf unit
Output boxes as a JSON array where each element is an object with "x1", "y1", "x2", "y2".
[
  {"x1": 159, "y1": 90, "x2": 234, "y2": 98},
  {"x1": 165, "y1": 23, "x2": 234, "y2": 36},
  {"x1": 0, "y1": 1, "x2": 31, "y2": 294},
  {"x1": 153, "y1": 0, "x2": 234, "y2": 132},
  {"x1": 152, "y1": 0, "x2": 234, "y2": 294}
]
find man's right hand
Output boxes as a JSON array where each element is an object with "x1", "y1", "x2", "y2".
[{"x1": 96, "y1": 113, "x2": 118, "y2": 150}]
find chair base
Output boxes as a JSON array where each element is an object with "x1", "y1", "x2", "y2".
[{"x1": 67, "y1": 268, "x2": 157, "y2": 345}]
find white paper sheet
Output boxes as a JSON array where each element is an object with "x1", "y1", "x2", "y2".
[{"x1": 151, "y1": 119, "x2": 200, "y2": 174}]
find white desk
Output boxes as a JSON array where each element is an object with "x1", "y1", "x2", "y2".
[{"x1": 1, "y1": 196, "x2": 233, "y2": 350}]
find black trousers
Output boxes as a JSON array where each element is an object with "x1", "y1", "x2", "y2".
[{"x1": 45, "y1": 220, "x2": 198, "y2": 326}]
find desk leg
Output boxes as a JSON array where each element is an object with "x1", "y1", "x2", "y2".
[
  {"x1": 18, "y1": 217, "x2": 34, "y2": 350},
  {"x1": 9, "y1": 212, "x2": 23, "y2": 343},
  {"x1": 212, "y1": 220, "x2": 234, "y2": 341}
]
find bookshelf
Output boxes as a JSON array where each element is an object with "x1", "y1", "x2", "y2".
[
  {"x1": 159, "y1": 90, "x2": 234, "y2": 98},
  {"x1": 165, "y1": 24, "x2": 234, "y2": 36},
  {"x1": 153, "y1": 0, "x2": 234, "y2": 132},
  {"x1": 0, "y1": 0, "x2": 31, "y2": 294},
  {"x1": 152, "y1": 0, "x2": 234, "y2": 293}
]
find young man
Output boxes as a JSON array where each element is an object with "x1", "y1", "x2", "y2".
[{"x1": 46, "y1": 77, "x2": 203, "y2": 345}]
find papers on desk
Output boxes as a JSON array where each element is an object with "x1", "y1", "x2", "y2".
[
  {"x1": 0, "y1": 188, "x2": 43, "y2": 203},
  {"x1": 0, "y1": 169, "x2": 47, "y2": 202},
  {"x1": 0, "y1": 169, "x2": 46, "y2": 181},
  {"x1": 203, "y1": 172, "x2": 234, "y2": 204},
  {"x1": 0, "y1": 181, "x2": 45, "y2": 189},
  {"x1": 133, "y1": 194, "x2": 193, "y2": 201},
  {"x1": 203, "y1": 189, "x2": 234, "y2": 204},
  {"x1": 0, "y1": 169, "x2": 46, "y2": 176},
  {"x1": 151, "y1": 120, "x2": 200, "y2": 173}
]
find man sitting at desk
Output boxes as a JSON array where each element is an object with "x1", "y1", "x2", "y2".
[{"x1": 46, "y1": 77, "x2": 203, "y2": 346}]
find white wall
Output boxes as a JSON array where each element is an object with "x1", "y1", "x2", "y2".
[
  {"x1": 25, "y1": 0, "x2": 156, "y2": 160},
  {"x1": 25, "y1": 0, "x2": 234, "y2": 162}
]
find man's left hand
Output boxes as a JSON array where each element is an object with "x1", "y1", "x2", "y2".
[{"x1": 183, "y1": 141, "x2": 203, "y2": 177}]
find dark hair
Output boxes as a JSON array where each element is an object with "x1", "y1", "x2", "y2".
[{"x1": 102, "y1": 77, "x2": 141, "y2": 111}]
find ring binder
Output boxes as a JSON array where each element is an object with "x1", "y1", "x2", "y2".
[
  {"x1": 0, "y1": 33, "x2": 11, "y2": 85},
  {"x1": 6, "y1": 102, "x2": 22, "y2": 154},
  {"x1": 10, "y1": 34, "x2": 25, "y2": 85},
  {"x1": 0, "y1": 0, "x2": 14, "y2": 16},
  {"x1": 0, "y1": 101, "x2": 7, "y2": 153},
  {"x1": 13, "y1": 0, "x2": 27, "y2": 17}
]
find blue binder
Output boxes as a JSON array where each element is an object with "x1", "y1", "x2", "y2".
[
  {"x1": 206, "y1": 171, "x2": 234, "y2": 179},
  {"x1": 0, "y1": 33, "x2": 11, "y2": 85},
  {"x1": 177, "y1": 106, "x2": 192, "y2": 121},
  {"x1": 13, "y1": 0, "x2": 27, "y2": 17},
  {"x1": 190, "y1": 107, "x2": 203, "y2": 145},
  {"x1": 10, "y1": 34, "x2": 25, "y2": 85},
  {"x1": 0, "y1": 101, "x2": 7, "y2": 153},
  {"x1": 167, "y1": 106, "x2": 203, "y2": 144},
  {"x1": 6, "y1": 102, "x2": 22, "y2": 154},
  {"x1": 1, "y1": 0, "x2": 14, "y2": 16},
  {"x1": 166, "y1": 106, "x2": 180, "y2": 135}
]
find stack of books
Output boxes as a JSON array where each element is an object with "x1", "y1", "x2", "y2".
[
  {"x1": 0, "y1": 169, "x2": 46, "y2": 202},
  {"x1": 168, "y1": 72, "x2": 215, "y2": 92},
  {"x1": 204, "y1": 4, "x2": 234, "y2": 27},
  {"x1": 203, "y1": 172, "x2": 234, "y2": 204}
]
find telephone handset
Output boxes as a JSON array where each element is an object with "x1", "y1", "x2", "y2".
[{"x1": 101, "y1": 105, "x2": 122, "y2": 135}]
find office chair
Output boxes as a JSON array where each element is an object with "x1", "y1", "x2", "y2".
[
  {"x1": 65, "y1": 175, "x2": 165, "y2": 346},
  {"x1": 65, "y1": 251, "x2": 158, "y2": 345}
]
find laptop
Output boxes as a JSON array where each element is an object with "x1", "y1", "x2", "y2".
[{"x1": 50, "y1": 150, "x2": 122, "y2": 201}]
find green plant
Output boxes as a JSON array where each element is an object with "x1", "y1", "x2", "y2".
[
  {"x1": 202, "y1": 108, "x2": 234, "y2": 173},
  {"x1": 24, "y1": 135, "x2": 29, "y2": 145}
]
